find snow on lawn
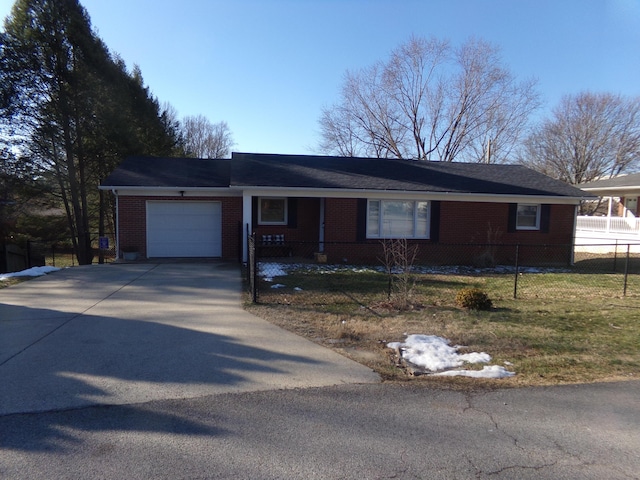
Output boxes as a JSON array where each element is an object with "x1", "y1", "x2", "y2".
[
  {"x1": 257, "y1": 262, "x2": 567, "y2": 280},
  {"x1": 259, "y1": 262, "x2": 288, "y2": 282},
  {"x1": 434, "y1": 365, "x2": 515, "y2": 379},
  {"x1": 0, "y1": 266, "x2": 60, "y2": 281},
  {"x1": 388, "y1": 334, "x2": 515, "y2": 379}
]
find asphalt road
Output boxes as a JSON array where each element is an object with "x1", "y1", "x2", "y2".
[{"x1": 1, "y1": 381, "x2": 639, "y2": 479}]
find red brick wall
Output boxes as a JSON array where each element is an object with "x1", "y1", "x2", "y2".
[
  {"x1": 323, "y1": 199, "x2": 575, "y2": 244},
  {"x1": 253, "y1": 197, "x2": 321, "y2": 258},
  {"x1": 118, "y1": 195, "x2": 577, "y2": 265},
  {"x1": 118, "y1": 196, "x2": 242, "y2": 260},
  {"x1": 221, "y1": 197, "x2": 242, "y2": 260},
  {"x1": 321, "y1": 198, "x2": 576, "y2": 265},
  {"x1": 324, "y1": 198, "x2": 359, "y2": 241},
  {"x1": 118, "y1": 197, "x2": 147, "y2": 256},
  {"x1": 438, "y1": 202, "x2": 576, "y2": 245},
  {"x1": 253, "y1": 197, "x2": 320, "y2": 242}
]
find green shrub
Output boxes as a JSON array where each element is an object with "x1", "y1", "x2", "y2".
[{"x1": 455, "y1": 287, "x2": 493, "y2": 311}]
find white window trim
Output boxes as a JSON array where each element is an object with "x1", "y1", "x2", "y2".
[
  {"x1": 367, "y1": 199, "x2": 430, "y2": 239},
  {"x1": 258, "y1": 197, "x2": 288, "y2": 225},
  {"x1": 516, "y1": 203, "x2": 541, "y2": 230}
]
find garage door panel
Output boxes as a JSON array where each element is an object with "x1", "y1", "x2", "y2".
[{"x1": 147, "y1": 201, "x2": 221, "y2": 257}]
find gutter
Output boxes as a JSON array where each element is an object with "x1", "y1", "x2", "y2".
[
  {"x1": 100, "y1": 184, "x2": 593, "y2": 205},
  {"x1": 234, "y1": 185, "x2": 590, "y2": 205}
]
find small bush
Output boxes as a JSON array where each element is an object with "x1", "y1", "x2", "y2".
[{"x1": 455, "y1": 288, "x2": 493, "y2": 311}]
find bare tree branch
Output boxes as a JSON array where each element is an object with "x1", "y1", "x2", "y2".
[
  {"x1": 182, "y1": 114, "x2": 235, "y2": 159},
  {"x1": 319, "y1": 36, "x2": 540, "y2": 162},
  {"x1": 519, "y1": 92, "x2": 640, "y2": 184}
]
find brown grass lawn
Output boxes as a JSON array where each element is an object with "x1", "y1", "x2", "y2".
[{"x1": 246, "y1": 266, "x2": 640, "y2": 388}]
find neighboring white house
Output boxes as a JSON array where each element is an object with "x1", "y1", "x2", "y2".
[{"x1": 577, "y1": 174, "x2": 640, "y2": 253}]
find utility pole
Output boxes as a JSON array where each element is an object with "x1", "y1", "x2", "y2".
[{"x1": 485, "y1": 138, "x2": 492, "y2": 164}]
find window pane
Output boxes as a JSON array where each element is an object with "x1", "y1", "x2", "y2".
[
  {"x1": 416, "y1": 201, "x2": 429, "y2": 237},
  {"x1": 517, "y1": 204, "x2": 538, "y2": 228},
  {"x1": 367, "y1": 200, "x2": 380, "y2": 237},
  {"x1": 260, "y1": 198, "x2": 286, "y2": 224},
  {"x1": 382, "y1": 201, "x2": 414, "y2": 237}
]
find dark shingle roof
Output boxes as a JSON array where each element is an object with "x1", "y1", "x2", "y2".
[
  {"x1": 101, "y1": 156, "x2": 230, "y2": 188},
  {"x1": 230, "y1": 153, "x2": 587, "y2": 198},
  {"x1": 101, "y1": 152, "x2": 588, "y2": 199},
  {"x1": 579, "y1": 173, "x2": 640, "y2": 190}
]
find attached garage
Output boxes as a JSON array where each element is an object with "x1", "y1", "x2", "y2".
[{"x1": 146, "y1": 201, "x2": 222, "y2": 257}]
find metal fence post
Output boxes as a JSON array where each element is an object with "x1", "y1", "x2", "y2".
[
  {"x1": 623, "y1": 244, "x2": 630, "y2": 297},
  {"x1": 248, "y1": 232, "x2": 257, "y2": 303},
  {"x1": 513, "y1": 244, "x2": 520, "y2": 299}
]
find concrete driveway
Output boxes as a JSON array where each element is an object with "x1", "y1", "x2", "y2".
[{"x1": 0, "y1": 263, "x2": 378, "y2": 415}]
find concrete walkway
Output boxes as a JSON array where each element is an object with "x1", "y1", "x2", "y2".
[{"x1": 0, "y1": 263, "x2": 378, "y2": 415}]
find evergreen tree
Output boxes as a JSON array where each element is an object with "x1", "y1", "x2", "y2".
[{"x1": 0, "y1": 0, "x2": 182, "y2": 264}]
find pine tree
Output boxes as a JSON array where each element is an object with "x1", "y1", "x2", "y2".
[{"x1": 1, "y1": 0, "x2": 181, "y2": 264}]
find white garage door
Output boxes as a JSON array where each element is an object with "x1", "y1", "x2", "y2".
[{"x1": 147, "y1": 201, "x2": 222, "y2": 257}]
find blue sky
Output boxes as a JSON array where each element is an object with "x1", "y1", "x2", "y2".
[{"x1": 1, "y1": 0, "x2": 639, "y2": 155}]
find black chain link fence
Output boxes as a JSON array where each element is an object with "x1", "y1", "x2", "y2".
[
  {"x1": 247, "y1": 236, "x2": 640, "y2": 306},
  {"x1": 1, "y1": 234, "x2": 117, "y2": 273}
]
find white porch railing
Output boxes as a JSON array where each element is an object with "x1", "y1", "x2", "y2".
[{"x1": 576, "y1": 216, "x2": 640, "y2": 235}]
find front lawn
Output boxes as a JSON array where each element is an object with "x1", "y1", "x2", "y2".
[{"x1": 246, "y1": 264, "x2": 640, "y2": 387}]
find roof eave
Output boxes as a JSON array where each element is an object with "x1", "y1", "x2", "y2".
[
  {"x1": 99, "y1": 186, "x2": 243, "y2": 196},
  {"x1": 236, "y1": 185, "x2": 588, "y2": 204},
  {"x1": 580, "y1": 185, "x2": 640, "y2": 195}
]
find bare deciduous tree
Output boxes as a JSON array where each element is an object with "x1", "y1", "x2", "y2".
[
  {"x1": 319, "y1": 36, "x2": 540, "y2": 162},
  {"x1": 182, "y1": 115, "x2": 235, "y2": 159},
  {"x1": 519, "y1": 92, "x2": 640, "y2": 185},
  {"x1": 380, "y1": 238, "x2": 419, "y2": 310}
]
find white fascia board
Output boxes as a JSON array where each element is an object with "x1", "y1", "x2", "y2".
[
  {"x1": 99, "y1": 187, "x2": 243, "y2": 197},
  {"x1": 580, "y1": 186, "x2": 640, "y2": 195},
  {"x1": 239, "y1": 186, "x2": 586, "y2": 205},
  {"x1": 100, "y1": 184, "x2": 587, "y2": 204}
]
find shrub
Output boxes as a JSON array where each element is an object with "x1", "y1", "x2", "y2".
[
  {"x1": 455, "y1": 288, "x2": 493, "y2": 311},
  {"x1": 380, "y1": 238, "x2": 419, "y2": 310}
]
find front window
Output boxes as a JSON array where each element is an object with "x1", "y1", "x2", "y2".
[
  {"x1": 258, "y1": 197, "x2": 287, "y2": 225},
  {"x1": 367, "y1": 200, "x2": 430, "y2": 239},
  {"x1": 516, "y1": 204, "x2": 540, "y2": 230}
]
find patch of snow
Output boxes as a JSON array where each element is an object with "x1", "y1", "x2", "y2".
[
  {"x1": 434, "y1": 365, "x2": 516, "y2": 379},
  {"x1": 257, "y1": 262, "x2": 567, "y2": 280},
  {"x1": 294, "y1": 287, "x2": 303, "y2": 291},
  {"x1": 458, "y1": 351, "x2": 492, "y2": 364},
  {"x1": 270, "y1": 283, "x2": 286, "y2": 289},
  {"x1": 258, "y1": 262, "x2": 288, "y2": 282},
  {"x1": 388, "y1": 334, "x2": 514, "y2": 379},
  {"x1": 0, "y1": 266, "x2": 60, "y2": 280}
]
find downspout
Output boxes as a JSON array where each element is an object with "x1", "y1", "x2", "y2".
[
  {"x1": 242, "y1": 192, "x2": 252, "y2": 263},
  {"x1": 112, "y1": 189, "x2": 120, "y2": 260},
  {"x1": 319, "y1": 198, "x2": 325, "y2": 253},
  {"x1": 571, "y1": 204, "x2": 578, "y2": 265}
]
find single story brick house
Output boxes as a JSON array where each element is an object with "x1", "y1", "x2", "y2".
[{"x1": 99, "y1": 152, "x2": 589, "y2": 265}]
